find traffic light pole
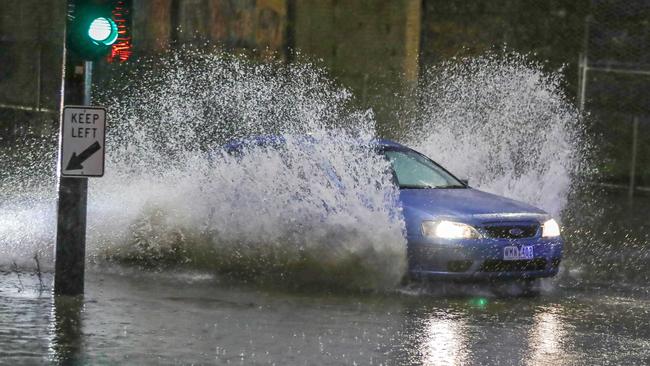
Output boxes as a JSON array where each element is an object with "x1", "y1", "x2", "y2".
[
  {"x1": 54, "y1": 10, "x2": 90, "y2": 296},
  {"x1": 55, "y1": 0, "x2": 121, "y2": 295}
]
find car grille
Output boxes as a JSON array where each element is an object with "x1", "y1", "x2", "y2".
[
  {"x1": 550, "y1": 258, "x2": 561, "y2": 269},
  {"x1": 480, "y1": 259, "x2": 547, "y2": 272},
  {"x1": 446, "y1": 260, "x2": 473, "y2": 272},
  {"x1": 482, "y1": 224, "x2": 539, "y2": 239}
]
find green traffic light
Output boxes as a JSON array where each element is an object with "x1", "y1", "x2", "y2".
[
  {"x1": 88, "y1": 17, "x2": 118, "y2": 46},
  {"x1": 67, "y1": 2, "x2": 121, "y2": 60}
]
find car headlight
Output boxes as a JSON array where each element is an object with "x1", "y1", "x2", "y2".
[
  {"x1": 422, "y1": 220, "x2": 481, "y2": 239},
  {"x1": 542, "y1": 219, "x2": 561, "y2": 237}
]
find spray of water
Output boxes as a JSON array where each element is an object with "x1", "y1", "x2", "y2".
[
  {"x1": 0, "y1": 124, "x2": 58, "y2": 268},
  {"x1": 0, "y1": 49, "x2": 590, "y2": 290},
  {"x1": 409, "y1": 52, "x2": 590, "y2": 217},
  {"x1": 1, "y1": 49, "x2": 407, "y2": 290}
]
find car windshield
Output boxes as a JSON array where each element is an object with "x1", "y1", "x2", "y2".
[{"x1": 383, "y1": 149, "x2": 465, "y2": 189}]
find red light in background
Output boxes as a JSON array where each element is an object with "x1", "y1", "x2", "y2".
[{"x1": 108, "y1": 0, "x2": 132, "y2": 63}]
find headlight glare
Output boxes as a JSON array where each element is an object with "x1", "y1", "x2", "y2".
[
  {"x1": 542, "y1": 219, "x2": 561, "y2": 237},
  {"x1": 422, "y1": 220, "x2": 481, "y2": 239}
]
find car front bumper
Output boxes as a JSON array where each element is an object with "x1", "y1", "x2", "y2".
[{"x1": 407, "y1": 235, "x2": 563, "y2": 280}]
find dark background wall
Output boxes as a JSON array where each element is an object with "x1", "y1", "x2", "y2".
[
  {"x1": 420, "y1": 0, "x2": 589, "y2": 95},
  {"x1": 292, "y1": 0, "x2": 421, "y2": 135},
  {"x1": 0, "y1": 0, "x2": 65, "y2": 141}
]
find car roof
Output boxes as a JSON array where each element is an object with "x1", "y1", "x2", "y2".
[
  {"x1": 223, "y1": 135, "x2": 410, "y2": 151},
  {"x1": 374, "y1": 138, "x2": 409, "y2": 149}
]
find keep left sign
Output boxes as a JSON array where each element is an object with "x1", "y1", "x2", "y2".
[{"x1": 60, "y1": 106, "x2": 106, "y2": 177}]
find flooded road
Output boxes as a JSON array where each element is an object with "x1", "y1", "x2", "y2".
[
  {"x1": 1, "y1": 52, "x2": 648, "y2": 365},
  {"x1": 2, "y1": 268, "x2": 649, "y2": 365},
  {"x1": 2, "y1": 190, "x2": 650, "y2": 365}
]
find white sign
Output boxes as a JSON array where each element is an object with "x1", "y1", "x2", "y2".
[{"x1": 60, "y1": 106, "x2": 106, "y2": 177}]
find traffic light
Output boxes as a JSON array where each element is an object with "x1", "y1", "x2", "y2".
[
  {"x1": 107, "y1": 0, "x2": 133, "y2": 63},
  {"x1": 67, "y1": 0, "x2": 119, "y2": 61}
]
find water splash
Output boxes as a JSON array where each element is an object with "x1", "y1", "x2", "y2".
[
  {"x1": 0, "y1": 49, "x2": 591, "y2": 290},
  {"x1": 0, "y1": 126, "x2": 58, "y2": 267},
  {"x1": 409, "y1": 52, "x2": 590, "y2": 217},
  {"x1": 0, "y1": 49, "x2": 407, "y2": 290}
]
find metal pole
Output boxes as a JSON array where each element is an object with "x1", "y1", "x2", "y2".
[
  {"x1": 54, "y1": 177, "x2": 88, "y2": 296},
  {"x1": 54, "y1": 1, "x2": 90, "y2": 296},
  {"x1": 628, "y1": 117, "x2": 639, "y2": 199},
  {"x1": 579, "y1": 17, "x2": 590, "y2": 113},
  {"x1": 36, "y1": 47, "x2": 42, "y2": 111},
  {"x1": 84, "y1": 61, "x2": 93, "y2": 105},
  {"x1": 577, "y1": 53, "x2": 582, "y2": 102},
  {"x1": 579, "y1": 54, "x2": 588, "y2": 113}
]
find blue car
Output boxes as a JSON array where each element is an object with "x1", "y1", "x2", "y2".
[
  {"x1": 224, "y1": 136, "x2": 563, "y2": 284},
  {"x1": 377, "y1": 139, "x2": 563, "y2": 284}
]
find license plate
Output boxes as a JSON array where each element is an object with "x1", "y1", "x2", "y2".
[{"x1": 503, "y1": 246, "x2": 534, "y2": 260}]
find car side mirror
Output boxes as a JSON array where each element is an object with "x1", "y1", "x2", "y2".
[{"x1": 460, "y1": 178, "x2": 469, "y2": 186}]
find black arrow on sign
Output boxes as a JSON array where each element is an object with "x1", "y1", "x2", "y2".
[{"x1": 66, "y1": 141, "x2": 101, "y2": 170}]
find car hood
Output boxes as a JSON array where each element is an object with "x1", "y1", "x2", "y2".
[{"x1": 399, "y1": 188, "x2": 548, "y2": 224}]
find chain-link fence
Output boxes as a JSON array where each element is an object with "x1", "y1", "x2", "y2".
[{"x1": 579, "y1": 0, "x2": 650, "y2": 192}]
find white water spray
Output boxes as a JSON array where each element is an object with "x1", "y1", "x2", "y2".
[
  {"x1": 0, "y1": 50, "x2": 588, "y2": 289},
  {"x1": 1, "y1": 50, "x2": 408, "y2": 290},
  {"x1": 409, "y1": 53, "x2": 589, "y2": 217}
]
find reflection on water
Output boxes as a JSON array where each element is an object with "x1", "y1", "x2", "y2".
[
  {"x1": 1, "y1": 271, "x2": 649, "y2": 365},
  {"x1": 410, "y1": 303, "x2": 576, "y2": 366},
  {"x1": 526, "y1": 306, "x2": 568, "y2": 366},
  {"x1": 48, "y1": 296, "x2": 84, "y2": 365},
  {"x1": 420, "y1": 312, "x2": 468, "y2": 365}
]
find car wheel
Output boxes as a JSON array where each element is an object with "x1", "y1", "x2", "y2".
[
  {"x1": 519, "y1": 278, "x2": 541, "y2": 297},
  {"x1": 492, "y1": 278, "x2": 541, "y2": 297}
]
